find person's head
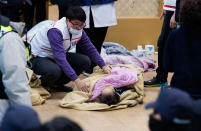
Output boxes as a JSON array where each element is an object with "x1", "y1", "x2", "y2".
[
  {"x1": 179, "y1": 0, "x2": 201, "y2": 27},
  {"x1": 145, "y1": 88, "x2": 194, "y2": 131},
  {"x1": 65, "y1": 6, "x2": 86, "y2": 35},
  {"x1": 1, "y1": 104, "x2": 41, "y2": 131},
  {"x1": 98, "y1": 85, "x2": 120, "y2": 106},
  {"x1": 39, "y1": 116, "x2": 83, "y2": 131}
]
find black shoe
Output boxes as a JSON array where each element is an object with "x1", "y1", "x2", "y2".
[
  {"x1": 51, "y1": 85, "x2": 73, "y2": 92},
  {"x1": 162, "y1": 85, "x2": 171, "y2": 88},
  {"x1": 144, "y1": 77, "x2": 168, "y2": 87}
]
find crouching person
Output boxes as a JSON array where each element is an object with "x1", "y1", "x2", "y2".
[{"x1": 29, "y1": 6, "x2": 110, "y2": 92}]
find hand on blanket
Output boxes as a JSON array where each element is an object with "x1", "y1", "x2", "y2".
[
  {"x1": 102, "y1": 65, "x2": 112, "y2": 74},
  {"x1": 74, "y1": 78, "x2": 89, "y2": 92}
]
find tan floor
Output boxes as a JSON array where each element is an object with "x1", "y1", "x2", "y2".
[
  {"x1": 33, "y1": 5, "x2": 172, "y2": 131},
  {"x1": 33, "y1": 60, "x2": 172, "y2": 131}
]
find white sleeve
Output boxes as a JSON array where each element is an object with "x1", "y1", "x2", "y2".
[
  {"x1": 163, "y1": 0, "x2": 176, "y2": 11},
  {"x1": 0, "y1": 32, "x2": 31, "y2": 106}
]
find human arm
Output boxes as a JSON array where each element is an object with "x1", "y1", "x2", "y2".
[
  {"x1": 74, "y1": 78, "x2": 89, "y2": 92},
  {"x1": 170, "y1": 11, "x2": 177, "y2": 28},
  {"x1": 78, "y1": 31, "x2": 111, "y2": 74},
  {"x1": 102, "y1": 65, "x2": 112, "y2": 74},
  {"x1": 160, "y1": 9, "x2": 166, "y2": 20},
  {"x1": 0, "y1": 32, "x2": 31, "y2": 106},
  {"x1": 47, "y1": 28, "x2": 78, "y2": 81},
  {"x1": 47, "y1": 28, "x2": 89, "y2": 92}
]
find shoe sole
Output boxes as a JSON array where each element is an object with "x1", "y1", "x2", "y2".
[
  {"x1": 83, "y1": 72, "x2": 90, "y2": 77},
  {"x1": 144, "y1": 82, "x2": 168, "y2": 87}
]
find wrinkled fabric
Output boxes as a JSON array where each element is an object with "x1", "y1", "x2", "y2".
[
  {"x1": 60, "y1": 64, "x2": 144, "y2": 111},
  {"x1": 22, "y1": 20, "x2": 54, "y2": 43},
  {"x1": 9, "y1": 21, "x2": 25, "y2": 36},
  {"x1": 103, "y1": 42, "x2": 132, "y2": 56},
  {"x1": 89, "y1": 66, "x2": 138, "y2": 101},
  {"x1": 101, "y1": 48, "x2": 156, "y2": 71},
  {"x1": 103, "y1": 42, "x2": 155, "y2": 62},
  {"x1": 26, "y1": 68, "x2": 51, "y2": 106},
  {"x1": 0, "y1": 32, "x2": 31, "y2": 106}
]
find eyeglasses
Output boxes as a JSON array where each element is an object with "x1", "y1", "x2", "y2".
[{"x1": 70, "y1": 21, "x2": 86, "y2": 28}]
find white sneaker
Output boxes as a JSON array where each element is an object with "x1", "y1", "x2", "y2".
[{"x1": 82, "y1": 71, "x2": 91, "y2": 77}]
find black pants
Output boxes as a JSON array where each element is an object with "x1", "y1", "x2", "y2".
[
  {"x1": 77, "y1": 8, "x2": 108, "y2": 73},
  {"x1": 24, "y1": 0, "x2": 46, "y2": 30},
  {"x1": 58, "y1": 5, "x2": 68, "y2": 19},
  {"x1": 30, "y1": 53, "x2": 91, "y2": 87},
  {"x1": 0, "y1": 73, "x2": 8, "y2": 99},
  {"x1": 156, "y1": 11, "x2": 174, "y2": 81}
]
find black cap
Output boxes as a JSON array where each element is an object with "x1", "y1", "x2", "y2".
[
  {"x1": 145, "y1": 88, "x2": 194, "y2": 121},
  {"x1": 1, "y1": 104, "x2": 41, "y2": 131}
]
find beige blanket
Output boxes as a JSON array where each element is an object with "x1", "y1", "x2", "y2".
[
  {"x1": 26, "y1": 68, "x2": 51, "y2": 106},
  {"x1": 60, "y1": 64, "x2": 144, "y2": 111}
]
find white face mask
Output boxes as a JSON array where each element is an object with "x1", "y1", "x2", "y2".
[{"x1": 69, "y1": 27, "x2": 82, "y2": 35}]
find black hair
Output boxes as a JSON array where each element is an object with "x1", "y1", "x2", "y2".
[
  {"x1": 180, "y1": 0, "x2": 201, "y2": 27},
  {"x1": 65, "y1": 6, "x2": 86, "y2": 23},
  {"x1": 36, "y1": 116, "x2": 83, "y2": 131},
  {"x1": 99, "y1": 92, "x2": 120, "y2": 106}
]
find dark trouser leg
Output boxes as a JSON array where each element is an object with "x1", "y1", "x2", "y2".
[
  {"x1": 83, "y1": 27, "x2": 108, "y2": 73},
  {"x1": 55, "y1": 53, "x2": 91, "y2": 85},
  {"x1": 30, "y1": 53, "x2": 90, "y2": 87},
  {"x1": 35, "y1": 0, "x2": 46, "y2": 23},
  {"x1": 0, "y1": 73, "x2": 8, "y2": 99},
  {"x1": 77, "y1": 8, "x2": 108, "y2": 73},
  {"x1": 31, "y1": 57, "x2": 63, "y2": 87},
  {"x1": 156, "y1": 11, "x2": 174, "y2": 82},
  {"x1": 83, "y1": 27, "x2": 108, "y2": 53},
  {"x1": 23, "y1": 3, "x2": 35, "y2": 30}
]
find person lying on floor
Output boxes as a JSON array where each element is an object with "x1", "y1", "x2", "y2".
[
  {"x1": 60, "y1": 64, "x2": 144, "y2": 110},
  {"x1": 87, "y1": 66, "x2": 138, "y2": 105},
  {"x1": 91, "y1": 85, "x2": 133, "y2": 106}
]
